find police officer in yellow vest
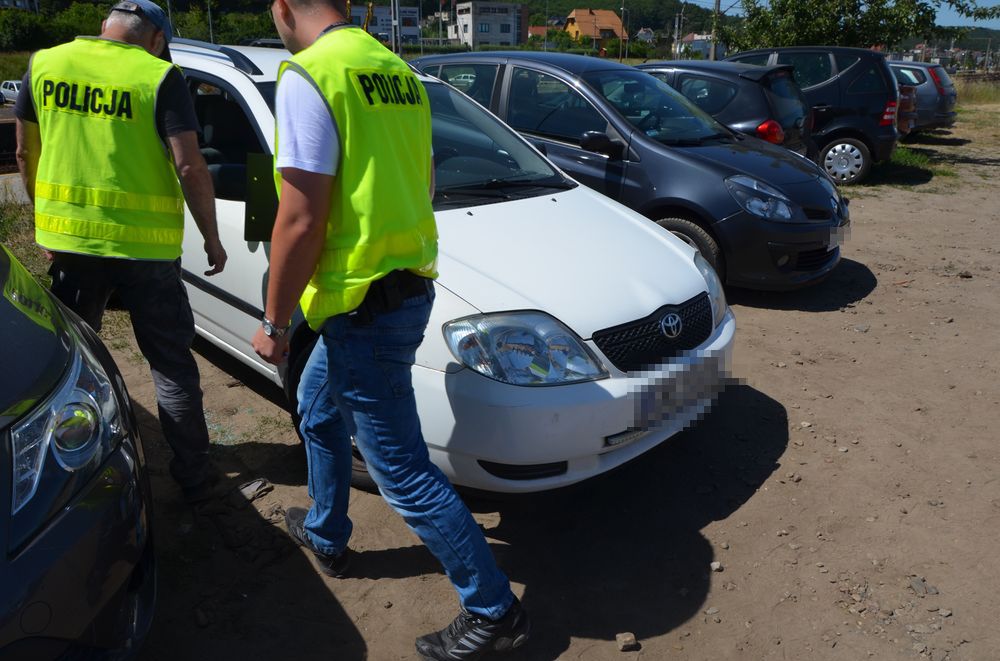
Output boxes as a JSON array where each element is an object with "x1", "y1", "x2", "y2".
[
  {"x1": 250, "y1": 0, "x2": 529, "y2": 657},
  {"x1": 15, "y1": 0, "x2": 228, "y2": 503}
]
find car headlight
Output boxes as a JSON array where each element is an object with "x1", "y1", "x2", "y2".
[
  {"x1": 694, "y1": 252, "x2": 728, "y2": 328},
  {"x1": 11, "y1": 323, "x2": 124, "y2": 514},
  {"x1": 443, "y1": 312, "x2": 609, "y2": 386},
  {"x1": 725, "y1": 174, "x2": 796, "y2": 222}
]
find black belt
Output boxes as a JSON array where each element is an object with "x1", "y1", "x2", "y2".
[{"x1": 348, "y1": 270, "x2": 432, "y2": 325}]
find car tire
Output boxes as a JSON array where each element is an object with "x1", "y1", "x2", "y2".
[
  {"x1": 285, "y1": 331, "x2": 378, "y2": 493},
  {"x1": 656, "y1": 217, "x2": 726, "y2": 281},
  {"x1": 819, "y1": 137, "x2": 871, "y2": 185}
]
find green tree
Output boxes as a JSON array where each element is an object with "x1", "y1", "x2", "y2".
[
  {"x1": 51, "y1": 2, "x2": 108, "y2": 43},
  {"x1": 723, "y1": 0, "x2": 1000, "y2": 51},
  {"x1": 0, "y1": 10, "x2": 48, "y2": 51}
]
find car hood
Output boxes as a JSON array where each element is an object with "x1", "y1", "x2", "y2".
[
  {"x1": 434, "y1": 185, "x2": 709, "y2": 339},
  {"x1": 0, "y1": 247, "x2": 70, "y2": 430},
  {"x1": 672, "y1": 135, "x2": 821, "y2": 186}
]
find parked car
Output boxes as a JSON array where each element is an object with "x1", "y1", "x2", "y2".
[
  {"x1": 1, "y1": 79, "x2": 19, "y2": 104},
  {"x1": 0, "y1": 245, "x2": 155, "y2": 659},
  {"x1": 635, "y1": 60, "x2": 814, "y2": 157},
  {"x1": 411, "y1": 51, "x2": 849, "y2": 290},
  {"x1": 889, "y1": 61, "x2": 958, "y2": 133},
  {"x1": 725, "y1": 46, "x2": 899, "y2": 185},
  {"x1": 897, "y1": 83, "x2": 918, "y2": 136},
  {"x1": 168, "y1": 40, "x2": 736, "y2": 494}
]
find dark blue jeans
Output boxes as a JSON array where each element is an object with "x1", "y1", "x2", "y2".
[
  {"x1": 48, "y1": 252, "x2": 211, "y2": 489},
  {"x1": 296, "y1": 283, "x2": 515, "y2": 619}
]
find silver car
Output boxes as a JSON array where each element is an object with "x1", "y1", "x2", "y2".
[{"x1": 889, "y1": 61, "x2": 957, "y2": 132}]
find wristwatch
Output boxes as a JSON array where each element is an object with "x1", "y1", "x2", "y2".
[{"x1": 261, "y1": 316, "x2": 290, "y2": 338}]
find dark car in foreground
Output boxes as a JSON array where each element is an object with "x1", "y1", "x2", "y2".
[
  {"x1": 636, "y1": 60, "x2": 813, "y2": 157},
  {"x1": 0, "y1": 245, "x2": 155, "y2": 660},
  {"x1": 889, "y1": 61, "x2": 957, "y2": 133},
  {"x1": 726, "y1": 46, "x2": 899, "y2": 185},
  {"x1": 412, "y1": 51, "x2": 849, "y2": 290}
]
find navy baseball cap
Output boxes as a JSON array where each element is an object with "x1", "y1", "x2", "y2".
[{"x1": 111, "y1": 0, "x2": 174, "y2": 58}]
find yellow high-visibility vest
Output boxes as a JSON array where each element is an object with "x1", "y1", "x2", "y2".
[
  {"x1": 275, "y1": 27, "x2": 438, "y2": 329},
  {"x1": 31, "y1": 37, "x2": 184, "y2": 260}
]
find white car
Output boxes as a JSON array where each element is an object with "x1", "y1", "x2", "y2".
[
  {"x1": 1, "y1": 80, "x2": 20, "y2": 104},
  {"x1": 169, "y1": 40, "x2": 736, "y2": 493}
]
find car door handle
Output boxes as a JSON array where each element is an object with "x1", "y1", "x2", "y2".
[{"x1": 813, "y1": 104, "x2": 832, "y2": 111}]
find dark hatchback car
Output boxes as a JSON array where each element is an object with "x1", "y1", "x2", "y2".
[
  {"x1": 726, "y1": 46, "x2": 899, "y2": 185},
  {"x1": 412, "y1": 51, "x2": 849, "y2": 290},
  {"x1": 889, "y1": 61, "x2": 958, "y2": 133},
  {"x1": 0, "y1": 245, "x2": 155, "y2": 659},
  {"x1": 636, "y1": 60, "x2": 813, "y2": 157}
]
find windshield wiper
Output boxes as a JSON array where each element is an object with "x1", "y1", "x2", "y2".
[
  {"x1": 661, "y1": 132, "x2": 732, "y2": 146},
  {"x1": 437, "y1": 177, "x2": 575, "y2": 195}
]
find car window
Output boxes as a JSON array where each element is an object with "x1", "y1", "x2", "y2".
[
  {"x1": 762, "y1": 70, "x2": 808, "y2": 126},
  {"x1": 847, "y1": 65, "x2": 888, "y2": 94},
  {"x1": 440, "y1": 64, "x2": 499, "y2": 107},
  {"x1": 646, "y1": 71, "x2": 671, "y2": 85},
  {"x1": 731, "y1": 53, "x2": 770, "y2": 66},
  {"x1": 893, "y1": 67, "x2": 925, "y2": 85},
  {"x1": 581, "y1": 68, "x2": 727, "y2": 144},
  {"x1": 426, "y1": 81, "x2": 568, "y2": 205},
  {"x1": 776, "y1": 52, "x2": 833, "y2": 89},
  {"x1": 835, "y1": 54, "x2": 861, "y2": 73},
  {"x1": 506, "y1": 67, "x2": 607, "y2": 144},
  {"x1": 677, "y1": 74, "x2": 738, "y2": 114},
  {"x1": 184, "y1": 77, "x2": 268, "y2": 202}
]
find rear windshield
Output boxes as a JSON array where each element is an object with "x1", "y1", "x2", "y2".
[
  {"x1": 931, "y1": 66, "x2": 954, "y2": 87},
  {"x1": 763, "y1": 70, "x2": 808, "y2": 126},
  {"x1": 893, "y1": 67, "x2": 926, "y2": 85}
]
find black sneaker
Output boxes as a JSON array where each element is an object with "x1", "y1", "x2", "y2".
[
  {"x1": 416, "y1": 597, "x2": 530, "y2": 660},
  {"x1": 182, "y1": 469, "x2": 224, "y2": 505},
  {"x1": 284, "y1": 506, "x2": 351, "y2": 578}
]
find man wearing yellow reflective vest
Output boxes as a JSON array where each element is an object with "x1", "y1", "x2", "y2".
[
  {"x1": 249, "y1": 0, "x2": 529, "y2": 658},
  {"x1": 15, "y1": 0, "x2": 228, "y2": 504}
]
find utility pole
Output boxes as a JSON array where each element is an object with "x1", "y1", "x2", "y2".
[
  {"x1": 206, "y1": 0, "x2": 214, "y2": 43},
  {"x1": 618, "y1": 2, "x2": 625, "y2": 61},
  {"x1": 709, "y1": 0, "x2": 719, "y2": 60}
]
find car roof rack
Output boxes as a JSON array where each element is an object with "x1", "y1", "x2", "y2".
[{"x1": 171, "y1": 38, "x2": 263, "y2": 76}]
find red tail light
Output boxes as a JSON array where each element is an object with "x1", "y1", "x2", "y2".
[
  {"x1": 928, "y1": 67, "x2": 947, "y2": 95},
  {"x1": 756, "y1": 119, "x2": 785, "y2": 144},
  {"x1": 880, "y1": 100, "x2": 898, "y2": 126}
]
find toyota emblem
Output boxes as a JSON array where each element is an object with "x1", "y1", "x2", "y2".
[{"x1": 660, "y1": 312, "x2": 683, "y2": 339}]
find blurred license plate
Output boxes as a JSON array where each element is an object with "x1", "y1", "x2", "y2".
[{"x1": 629, "y1": 355, "x2": 725, "y2": 431}]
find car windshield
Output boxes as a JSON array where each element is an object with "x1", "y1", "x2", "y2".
[
  {"x1": 581, "y1": 69, "x2": 730, "y2": 144},
  {"x1": 256, "y1": 79, "x2": 568, "y2": 207},
  {"x1": 425, "y1": 81, "x2": 571, "y2": 206}
]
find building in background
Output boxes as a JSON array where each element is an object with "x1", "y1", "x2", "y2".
[
  {"x1": 450, "y1": 2, "x2": 529, "y2": 49},
  {"x1": 674, "y1": 31, "x2": 725, "y2": 59},
  {"x1": 350, "y1": 5, "x2": 421, "y2": 43},
  {"x1": 564, "y1": 8, "x2": 626, "y2": 49}
]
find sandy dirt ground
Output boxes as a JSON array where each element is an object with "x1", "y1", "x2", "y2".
[{"x1": 97, "y1": 106, "x2": 1000, "y2": 661}]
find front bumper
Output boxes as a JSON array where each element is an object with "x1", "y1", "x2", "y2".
[
  {"x1": 0, "y1": 435, "x2": 155, "y2": 660},
  {"x1": 414, "y1": 310, "x2": 736, "y2": 493},
  {"x1": 716, "y1": 208, "x2": 850, "y2": 290}
]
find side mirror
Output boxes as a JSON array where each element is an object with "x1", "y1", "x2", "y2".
[{"x1": 580, "y1": 131, "x2": 624, "y2": 159}]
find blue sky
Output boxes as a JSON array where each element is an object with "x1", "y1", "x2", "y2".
[{"x1": 935, "y1": 3, "x2": 1000, "y2": 29}]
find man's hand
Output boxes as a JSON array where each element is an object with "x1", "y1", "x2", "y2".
[
  {"x1": 252, "y1": 326, "x2": 289, "y2": 365},
  {"x1": 204, "y1": 236, "x2": 227, "y2": 275}
]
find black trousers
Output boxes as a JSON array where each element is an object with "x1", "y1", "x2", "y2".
[{"x1": 48, "y1": 252, "x2": 211, "y2": 488}]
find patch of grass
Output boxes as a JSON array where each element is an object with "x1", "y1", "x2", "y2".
[
  {"x1": 239, "y1": 414, "x2": 294, "y2": 443},
  {"x1": 954, "y1": 78, "x2": 1000, "y2": 105},
  {"x1": 0, "y1": 198, "x2": 49, "y2": 282},
  {"x1": 890, "y1": 146, "x2": 931, "y2": 169}
]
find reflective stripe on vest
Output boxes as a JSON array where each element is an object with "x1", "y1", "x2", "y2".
[
  {"x1": 30, "y1": 38, "x2": 184, "y2": 261},
  {"x1": 275, "y1": 28, "x2": 438, "y2": 329}
]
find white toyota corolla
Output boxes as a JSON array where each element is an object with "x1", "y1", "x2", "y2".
[{"x1": 169, "y1": 41, "x2": 736, "y2": 493}]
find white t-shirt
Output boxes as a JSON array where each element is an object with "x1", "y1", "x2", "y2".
[{"x1": 274, "y1": 70, "x2": 339, "y2": 176}]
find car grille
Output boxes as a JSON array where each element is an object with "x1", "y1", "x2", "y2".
[
  {"x1": 795, "y1": 247, "x2": 838, "y2": 271},
  {"x1": 592, "y1": 293, "x2": 714, "y2": 373},
  {"x1": 478, "y1": 460, "x2": 568, "y2": 480}
]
